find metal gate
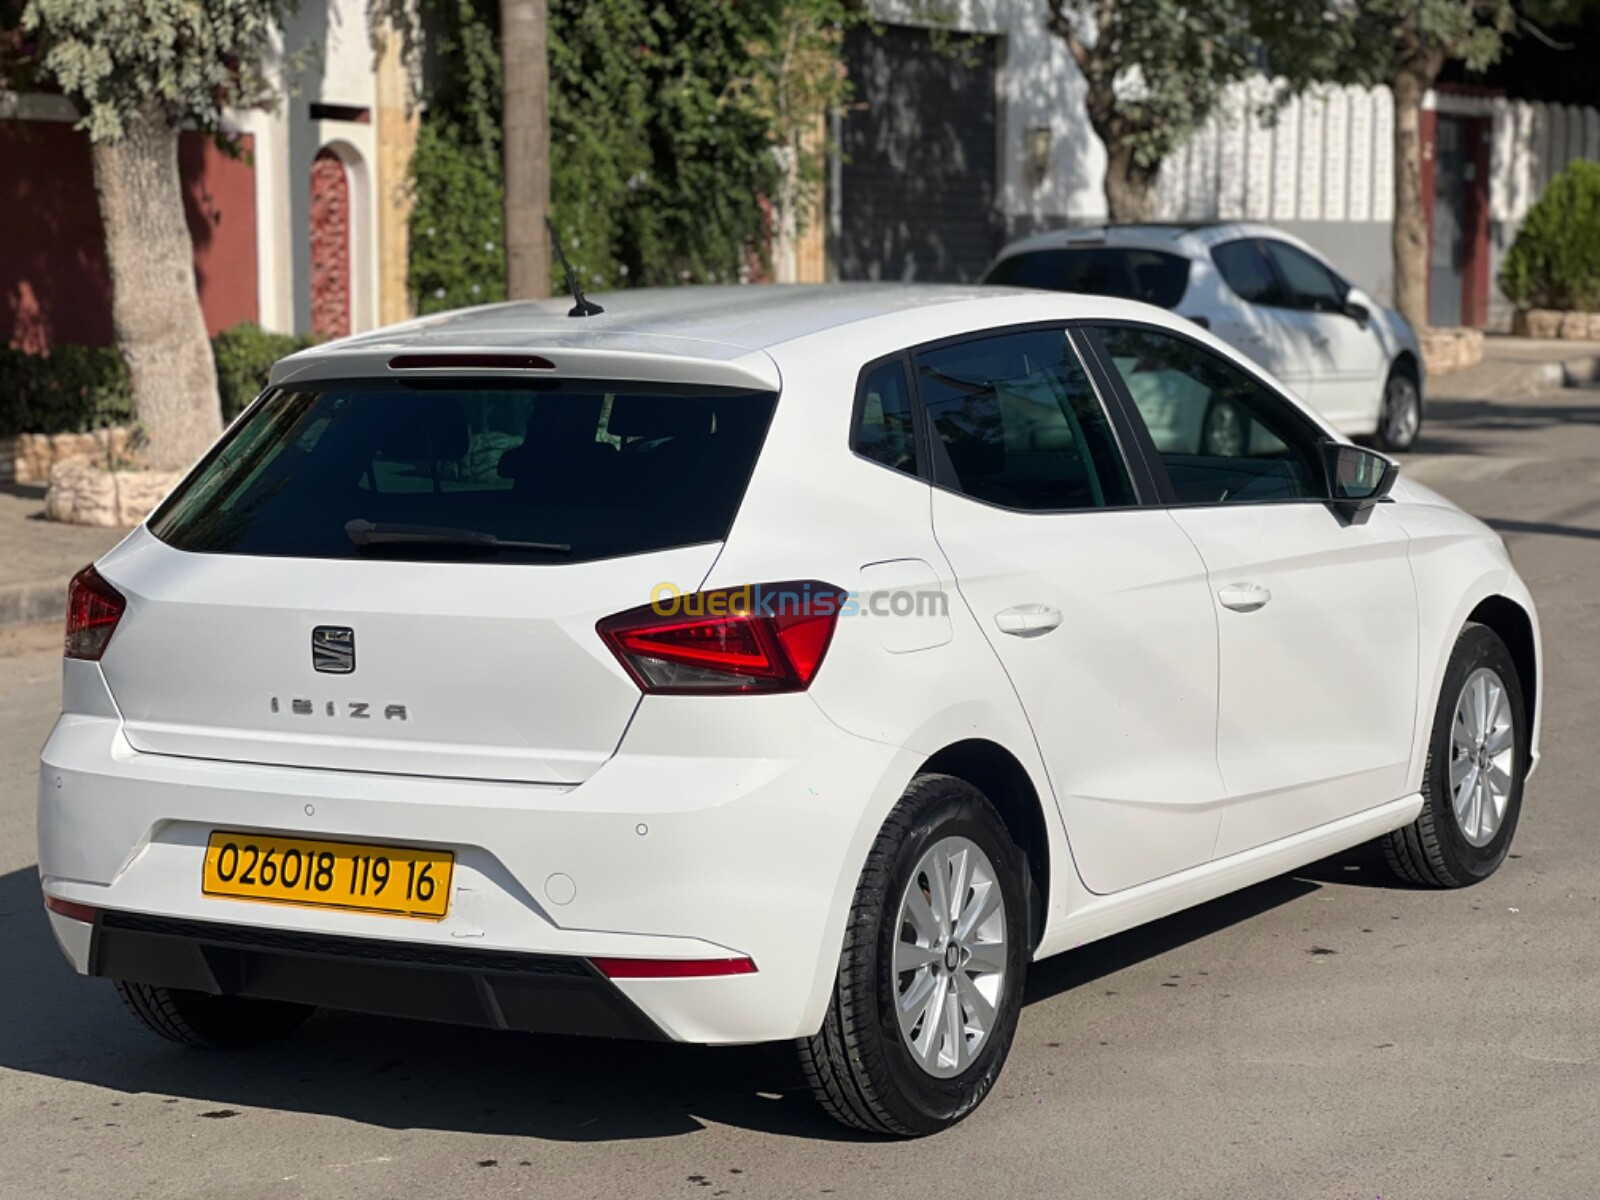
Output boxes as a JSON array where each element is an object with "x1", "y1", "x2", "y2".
[{"x1": 837, "y1": 26, "x2": 1000, "y2": 283}]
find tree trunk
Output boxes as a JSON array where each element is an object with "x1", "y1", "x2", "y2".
[
  {"x1": 90, "y1": 110, "x2": 221, "y2": 472},
  {"x1": 1103, "y1": 142, "x2": 1157, "y2": 223},
  {"x1": 772, "y1": 141, "x2": 800, "y2": 283},
  {"x1": 1391, "y1": 63, "x2": 1435, "y2": 332},
  {"x1": 501, "y1": 0, "x2": 551, "y2": 299}
]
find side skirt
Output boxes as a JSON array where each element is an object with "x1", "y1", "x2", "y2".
[{"x1": 1034, "y1": 794, "x2": 1423, "y2": 962}]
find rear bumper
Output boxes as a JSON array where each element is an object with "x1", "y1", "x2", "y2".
[
  {"x1": 39, "y1": 667, "x2": 917, "y2": 1044},
  {"x1": 78, "y1": 910, "x2": 666, "y2": 1040}
]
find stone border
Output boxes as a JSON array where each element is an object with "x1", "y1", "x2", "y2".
[
  {"x1": 1421, "y1": 328, "x2": 1485, "y2": 376},
  {"x1": 0, "y1": 579, "x2": 71, "y2": 629},
  {"x1": 1511, "y1": 309, "x2": 1600, "y2": 341}
]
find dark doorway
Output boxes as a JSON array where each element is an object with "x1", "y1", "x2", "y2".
[
  {"x1": 1426, "y1": 112, "x2": 1492, "y2": 328},
  {"x1": 837, "y1": 25, "x2": 1000, "y2": 283}
]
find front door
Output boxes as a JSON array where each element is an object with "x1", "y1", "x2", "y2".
[
  {"x1": 1087, "y1": 323, "x2": 1420, "y2": 857},
  {"x1": 1258, "y1": 239, "x2": 1387, "y2": 433},
  {"x1": 919, "y1": 325, "x2": 1227, "y2": 895}
]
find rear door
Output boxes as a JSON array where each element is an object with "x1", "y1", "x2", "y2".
[
  {"x1": 1084, "y1": 322, "x2": 1418, "y2": 856},
  {"x1": 919, "y1": 325, "x2": 1226, "y2": 895},
  {"x1": 102, "y1": 380, "x2": 778, "y2": 783}
]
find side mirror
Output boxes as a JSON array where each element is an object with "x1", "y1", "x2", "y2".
[
  {"x1": 1323, "y1": 441, "x2": 1397, "y2": 525},
  {"x1": 1342, "y1": 299, "x2": 1370, "y2": 328}
]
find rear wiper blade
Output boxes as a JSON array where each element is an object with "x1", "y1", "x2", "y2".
[{"x1": 345, "y1": 519, "x2": 571, "y2": 554}]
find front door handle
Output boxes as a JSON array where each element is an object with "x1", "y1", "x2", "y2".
[
  {"x1": 1218, "y1": 584, "x2": 1272, "y2": 613},
  {"x1": 995, "y1": 604, "x2": 1063, "y2": 637}
]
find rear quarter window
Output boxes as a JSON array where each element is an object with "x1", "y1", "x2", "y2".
[
  {"x1": 148, "y1": 381, "x2": 778, "y2": 564},
  {"x1": 983, "y1": 247, "x2": 1192, "y2": 309}
]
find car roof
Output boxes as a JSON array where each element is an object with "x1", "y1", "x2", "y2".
[
  {"x1": 989, "y1": 221, "x2": 1304, "y2": 264},
  {"x1": 268, "y1": 284, "x2": 1195, "y2": 392}
]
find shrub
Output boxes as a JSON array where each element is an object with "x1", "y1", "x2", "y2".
[
  {"x1": 0, "y1": 343, "x2": 130, "y2": 439},
  {"x1": 0, "y1": 322, "x2": 314, "y2": 438},
  {"x1": 212, "y1": 321, "x2": 315, "y2": 422},
  {"x1": 1500, "y1": 159, "x2": 1600, "y2": 312}
]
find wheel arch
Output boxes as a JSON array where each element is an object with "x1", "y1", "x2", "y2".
[
  {"x1": 917, "y1": 739, "x2": 1050, "y2": 952},
  {"x1": 1467, "y1": 594, "x2": 1538, "y2": 764},
  {"x1": 1390, "y1": 349, "x2": 1422, "y2": 390}
]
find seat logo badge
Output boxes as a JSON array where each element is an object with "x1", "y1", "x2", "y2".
[{"x1": 311, "y1": 626, "x2": 355, "y2": 674}]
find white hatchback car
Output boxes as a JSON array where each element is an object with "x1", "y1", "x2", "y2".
[
  {"x1": 40, "y1": 286, "x2": 1538, "y2": 1137},
  {"x1": 983, "y1": 223, "x2": 1426, "y2": 452}
]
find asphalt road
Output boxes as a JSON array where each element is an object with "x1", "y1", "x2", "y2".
[{"x1": 2, "y1": 386, "x2": 1597, "y2": 1200}]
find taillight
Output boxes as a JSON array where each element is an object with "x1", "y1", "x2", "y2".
[
  {"x1": 597, "y1": 581, "x2": 846, "y2": 695},
  {"x1": 65, "y1": 565, "x2": 125, "y2": 661}
]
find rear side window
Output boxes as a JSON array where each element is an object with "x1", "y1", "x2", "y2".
[
  {"x1": 1211, "y1": 240, "x2": 1282, "y2": 305},
  {"x1": 852, "y1": 358, "x2": 919, "y2": 476},
  {"x1": 148, "y1": 383, "x2": 778, "y2": 563},
  {"x1": 914, "y1": 328, "x2": 1134, "y2": 512},
  {"x1": 984, "y1": 248, "x2": 1192, "y2": 309}
]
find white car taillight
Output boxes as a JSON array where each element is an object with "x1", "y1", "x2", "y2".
[
  {"x1": 597, "y1": 581, "x2": 846, "y2": 695},
  {"x1": 65, "y1": 565, "x2": 126, "y2": 661}
]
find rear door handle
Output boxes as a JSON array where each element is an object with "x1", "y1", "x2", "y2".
[
  {"x1": 995, "y1": 604, "x2": 1063, "y2": 637},
  {"x1": 1218, "y1": 584, "x2": 1272, "y2": 613}
]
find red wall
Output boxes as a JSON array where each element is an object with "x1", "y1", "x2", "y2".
[{"x1": 0, "y1": 120, "x2": 258, "y2": 351}]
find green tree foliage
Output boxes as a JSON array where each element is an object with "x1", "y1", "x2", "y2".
[
  {"x1": 405, "y1": 0, "x2": 787, "y2": 311},
  {"x1": 1045, "y1": 0, "x2": 1260, "y2": 221},
  {"x1": 21, "y1": 0, "x2": 289, "y2": 141},
  {"x1": 1500, "y1": 159, "x2": 1600, "y2": 312}
]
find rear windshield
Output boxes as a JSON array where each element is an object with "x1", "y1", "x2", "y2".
[
  {"x1": 148, "y1": 382, "x2": 778, "y2": 564},
  {"x1": 984, "y1": 247, "x2": 1192, "y2": 309}
]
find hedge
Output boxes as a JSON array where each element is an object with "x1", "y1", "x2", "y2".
[
  {"x1": 1500, "y1": 159, "x2": 1600, "y2": 313},
  {"x1": 0, "y1": 322, "x2": 314, "y2": 440}
]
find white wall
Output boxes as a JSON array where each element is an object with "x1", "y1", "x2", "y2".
[{"x1": 239, "y1": 0, "x2": 382, "y2": 336}]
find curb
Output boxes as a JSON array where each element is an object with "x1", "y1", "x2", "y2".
[
  {"x1": 0, "y1": 578, "x2": 67, "y2": 630},
  {"x1": 1559, "y1": 354, "x2": 1600, "y2": 387}
]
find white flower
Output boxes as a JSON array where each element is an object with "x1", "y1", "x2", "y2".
[
  {"x1": 435, "y1": 287, "x2": 446, "y2": 299},
  {"x1": 484, "y1": 240, "x2": 495, "y2": 252}
]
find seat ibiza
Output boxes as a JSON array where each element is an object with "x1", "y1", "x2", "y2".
[{"x1": 39, "y1": 286, "x2": 1540, "y2": 1136}]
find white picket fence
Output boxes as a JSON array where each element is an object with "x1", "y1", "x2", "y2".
[{"x1": 1154, "y1": 81, "x2": 1600, "y2": 231}]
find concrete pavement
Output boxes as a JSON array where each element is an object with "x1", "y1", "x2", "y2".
[{"x1": 0, "y1": 385, "x2": 1596, "y2": 1199}]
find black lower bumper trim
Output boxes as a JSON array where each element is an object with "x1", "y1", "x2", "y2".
[{"x1": 91, "y1": 911, "x2": 668, "y2": 1041}]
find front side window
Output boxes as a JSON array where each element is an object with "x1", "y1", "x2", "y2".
[
  {"x1": 149, "y1": 383, "x2": 778, "y2": 563},
  {"x1": 852, "y1": 358, "x2": 919, "y2": 476},
  {"x1": 1093, "y1": 325, "x2": 1326, "y2": 505},
  {"x1": 914, "y1": 328, "x2": 1134, "y2": 512},
  {"x1": 1261, "y1": 240, "x2": 1346, "y2": 313}
]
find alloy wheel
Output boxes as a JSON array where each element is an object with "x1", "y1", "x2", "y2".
[
  {"x1": 1450, "y1": 666, "x2": 1516, "y2": 847},
  {"x1": 1385, "y1": 376, "x2": 1421, "y2": 449}
]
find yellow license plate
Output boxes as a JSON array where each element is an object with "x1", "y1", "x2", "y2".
[{"x1": 202, "y1": 831, "x2": 453, "y2": 919}]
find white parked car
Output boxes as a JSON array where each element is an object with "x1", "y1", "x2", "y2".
[
  {"x1": 982, "y1": 223, "x2": 1427, "y2": 452},
  {"x1": 40, "y1": 286, "x2": 1538, "y2": 1137}
]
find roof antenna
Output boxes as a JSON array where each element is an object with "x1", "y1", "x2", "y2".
[{"x1": 545, "y1": 217, "x2": 604, "y2": 318}]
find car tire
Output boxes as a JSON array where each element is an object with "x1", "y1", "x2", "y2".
[
  {"x1": 797, "y1": 773, "x2": 1029, "y2": 1137},
  {"x1": 1374, "y1": 369, "x2": 1423, "y2": 453},
  {"x1": 114, "y1": 981, "x2": 315, "y2": 1049},
  {"x1": 1381, "y1": 623, "x2": 1527, "y2": 887}
]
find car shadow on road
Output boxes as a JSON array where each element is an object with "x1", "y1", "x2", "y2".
[{"x1": 0, "y1": 862, "x2": 1327, "y2": 1143}]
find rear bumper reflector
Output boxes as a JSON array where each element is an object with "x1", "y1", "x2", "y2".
[
  {"x1": 44, "y1": 895, "x2": 99, "y2": 924},
  {"x1": 590, "y1": 956, "x2": 756, "y2": 979}
]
